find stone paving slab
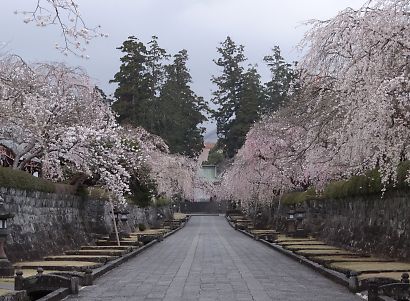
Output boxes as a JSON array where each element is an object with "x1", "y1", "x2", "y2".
[{"x1": 65, "y1": 216, "x2": 362, "y2": 301}]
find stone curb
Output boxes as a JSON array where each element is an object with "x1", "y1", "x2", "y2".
[
  {"x1": 0, "y1": 290, "x2": 27, "y2": 301},
  {"x1": 188, "y1": 213, "x2": 220, "y2": 216},
  {"x1": 92, "y1": 218, "x2": 189, "y2": 279},
  {"x1": 226, "y1": 217, "x2": 350, "y2": 288},
  {"x1": 37, "y1": 288, "x2": 70, "y2": 301},
  {"x1": 91, "y1": 240, "x2": 158, "y2": 279},
  {"x1": 38, "y1": 217, "x2": 190, "y2": 301}
]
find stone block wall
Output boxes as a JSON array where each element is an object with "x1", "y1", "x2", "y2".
[
  {"x1": 277, "y1": 191, "x2": 410, "y2": 260},
  {"x1": 1, "y1": 187, "x2": 169, "y2": 262}
]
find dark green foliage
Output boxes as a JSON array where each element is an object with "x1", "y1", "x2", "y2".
[
  {"x1": 127, "y1": 167, "x2": 157, "y2": 208},
  {"x1": 211, "y1": 39, "x2": 296, "y2": 158},
  {"x1": 397, "y1": 161, "x2": 410, "y2": 190},
  {"x1": 154, "y1": 195, "x2": 170, "y2": 207},
  {"x1": 138, "y1": 223, "x2": 146, "y2": 231},
  {"x1": 211, "y1": 36, "x2": 247, "y2": 157},
  {"x1": 0, "y1": 166, "x2": 55, "y2": 193},
  {"x1": 111, "y1": 36, "x2": 153, "y2": 127},
  {"x1": 282, "y1": 188, "x2": 317, "y2": 205},
  {"x1": 224, "y1": 66, "x2": 264, "y2": 157},
  {"x1": 282, "y1": 163, "x2": 410, "y2": 204},
  {"x1": 203, "y1": 143, "x2": 224, "y2": 166},
  {"x1": 323, "y1": 170, "x2": 383, "y2": 199},
  {"x1": 111, "y1": 37, "x2": 207, "y2": 157},
  {"x1": 158, "y1": 50, "x2": 207, "y2": 157},
  {"x1": 261, "y1": 46, "x2": 297, "y2": 114}
]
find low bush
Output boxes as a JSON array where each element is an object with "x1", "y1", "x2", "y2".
[
  {"x1": 154, "y1": 196, "x2": 170, "y2": 207},
  {"x1": 396, "y1": 161, "x2": 410, "y2": 190},
  {"x1": 282, "y1": 187, "x2": 318, "y2": 205},
  {"x1": 0, "y1": 166, "x2": 55, "y2": 193},
  {"x1": 282, "y1": 161, "x2": 409, "y2": 204},
  {"x1": 87, "y1": 186, "x2": 109, "y2": 200},
  {"x1": 138, "y1": 223, "x2": 146, "y2": 231}
]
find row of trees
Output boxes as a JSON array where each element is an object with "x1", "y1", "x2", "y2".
[
  {"x1": 211, "y1": 37, "x2": 297, "y2": 158},
  {"x1": 0, "y1": 55, "x2": 199, "y2": 205},
  {"x1": 217, "y1": 0, "x2": 410, "y2": 207},
  {"x1": 111, "y1": 36, "x2": 208, "y2": 158},
  {"x1": 15, "y1": 2, "x2": 296, "y2": 162},
  {"x1": 110, "y1": 35, "x2": 297, "y2": 160}
]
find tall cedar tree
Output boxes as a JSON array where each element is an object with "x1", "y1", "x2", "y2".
[
  {"x1": 224, "y1": 66, "x2": 264, "y2": 158},
  {"x1": 262, "y1": 46, "x2": 296, "y2": 114},
  {"x1": 211, "y1": 42, "x2": 296, "y2": 158},
  {"x1": 158, "y1": 50, "x2": 207, "y2": 157},
  {"x1": 110, "y1": 36, "x2": 168, "y2": 134},
  {"x1": 111, "y1": 36, "x2": 206, "y2": 157},
  {"x1": 211, "y1": 36, "x2": 247, "y2": 157}
]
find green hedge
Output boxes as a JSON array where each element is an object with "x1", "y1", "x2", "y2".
[
  {"x1": 323, "y1": 169, "x2": 383, "y2": 200},
  {"x1": 397, "y1": 161, "x2": 410, "y2": 190},
  {"x1": 0, "y1": 166, "x2": 55, "y2": 193},
  {"x1": 282, "y1": 161, "x2": 410, "y2": 205},
  {"x1": 282, "y1": 188, "x2": 318, "y2": 205},
  {"x1": 87, "y1": 186, "x2": 109, "y2": 200},
  {"x1": 154, "y1": 196, "x2": 170, "y2": 207}
]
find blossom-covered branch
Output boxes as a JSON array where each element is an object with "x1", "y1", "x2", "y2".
[{"x1": 16, "y1": 0, "x2": 107, "y2": 56}]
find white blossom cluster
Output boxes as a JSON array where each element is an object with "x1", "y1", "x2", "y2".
[
  {"x1": 124, "y1": 126, "x2": 198, "y2": 201},
  {"x1": 0, "y1": 55, "x2": 197, "y2": 204},
  {"x1": 16, "y1": 0, "x2": 107, "y2": 56}
]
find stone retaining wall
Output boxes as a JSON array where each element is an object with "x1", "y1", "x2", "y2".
[
  {"x1": 276, "y1": 191, "x2": 410, "y2": 260},
  {"x1": 1, "y1": 187, "x2": 169, "y2": 262}
]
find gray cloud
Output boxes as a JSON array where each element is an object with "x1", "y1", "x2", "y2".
[{"x1": 1, "y1": 0, "x2": 365, "y2": 135}]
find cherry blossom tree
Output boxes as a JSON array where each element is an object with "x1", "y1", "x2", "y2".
[
  {"x1": 0, "y1": 55, "x2": 131, "y2": 202},
  {"x1": 299, "y1": 0, "x2": 410, "y2": 186},
  {"x1": 124, "y1": 126, "x2": 197, "y2": 201},
  {"x1": 217, "y1": 114, "x2": 304, "y2": 209},
  {"x1": 15, "y1": 0, "x2": 106, "y2": 56},
  {"x1": 218, "y1": 0, "x2": 410, "y2": 207}
]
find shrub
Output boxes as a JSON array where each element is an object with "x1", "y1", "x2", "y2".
[
  {"x1": 154, "y1": 196, "x2": 170, "y2": 207},
  {"x1": 282, "y1": 187, "x2": 318, "y2": 205},
  {"x1": 138, "y1": 223, "x2": 146, "y2": 231},
  {"x1": 0, "y1": 166, "x2": 55, "y2": 193},
  {"x1": 87, "y1": 186, "x2": 109, "y2": 200},
  {"x1": 396, "y1": 161, "x2": 410, "y2": 190},
  {"x1": 323, "y1": 169, "x2": 384, "y2": 200},
  {"x1": 282, "y1": 161, "x2": 409, "y2": 204}
]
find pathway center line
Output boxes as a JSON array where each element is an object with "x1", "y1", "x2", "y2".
[
  {"x1": 163, "y1": 218, "x2": 200, "y2": 300},
  {"x1": 214, "y1": 222, "x2": 271, "y2": 301}
]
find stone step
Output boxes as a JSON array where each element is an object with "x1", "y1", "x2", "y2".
[
  {"x1": 250, "y1": 230, "x2": 279, "y2": 234},
  {"x1": 130, "y1": 229, "x2": 167, "y2": 236},
  {"x1": 65, "y1": 249, "x2": 127, "y2": 256},
  {"x1": 80, "y1": 245, "x2": 133, "y2": 251},
  {"x1": 44, "y1": 255, "x2": 117, "y2": 263},
  {"x1": 14, "y1": 261, "x2": 102, "y2": 272},
  {"x1": 163, "y1": 220, "x2": 182, "y2": 225},
  {"x1": 95, "y1": 240, "x2": 139, "y2": 246}
]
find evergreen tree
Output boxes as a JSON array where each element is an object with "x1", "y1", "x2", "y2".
[
  {"x1": 110, "y1": 36, "x2": 149, "y2": 125},
  {"x1": 211, "y1": 36, "x2": 247, "y2": 157},
  {"x1": 145, "y1": 37, "x2": 170, "y2": 133},
  {"x1": 224, "y1": 66, "x2": 265, "y2": 157},
  {"x1": 159, "y1": 50, "x2": 207, "y2": 157},
  {"x1": 111, "y1": 37, "x2": 206, "y2": 157},
  {"x1": 262, "y1": 46, "x2": 296, "y2": 114},
  {"x1": 110, "y1": 36, "x2": 168, "y2": 133}
]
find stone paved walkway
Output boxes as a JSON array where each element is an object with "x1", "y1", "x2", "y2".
[{"x1": 66, "y1": 216, "x2": 362, "y2": 301}]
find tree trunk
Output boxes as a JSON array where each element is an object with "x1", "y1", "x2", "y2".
[{"x1": 109, "y1": 198, "x2": 121, "y2": 247}]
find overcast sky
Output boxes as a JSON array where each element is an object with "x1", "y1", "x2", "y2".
[{"x1": 1, "y1": 0, "x2": 364, "y2": 138}]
